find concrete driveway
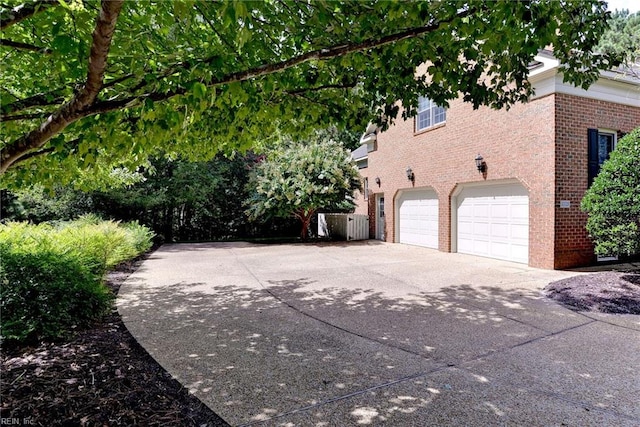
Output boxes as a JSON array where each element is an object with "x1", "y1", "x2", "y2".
[{"x1": 117, "y1": 242, "x2": 640, "y2": 426}]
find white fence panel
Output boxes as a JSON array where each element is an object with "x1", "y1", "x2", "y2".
[{"x1": 318, "y1": 213, "x2": 369, "y2": 241}]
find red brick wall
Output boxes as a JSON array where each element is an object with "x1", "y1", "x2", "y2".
[
  {"x1": 359, "y1": 95, "x2": 557, "y2": 268},
  {"x1": 356, "y1": 90, "x2": 640, "y2": 269},
  {"x1": 553, "y1": 93, "x2": 640, "y2": 269}
]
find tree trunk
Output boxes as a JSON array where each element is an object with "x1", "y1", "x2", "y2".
[
  {"x1": 164, "y1": 206, "x2": 174, "y2": 242},
  {"x1": 296, "y1": 209, "x2": 315, "y2": 241},
  {"x1": 0, "y1": 0, "x2": 124, "y2": 173}
]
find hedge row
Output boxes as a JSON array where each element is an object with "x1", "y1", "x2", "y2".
[{"x1": 0, "y1": 215, "x2": 153, "y2": 345}]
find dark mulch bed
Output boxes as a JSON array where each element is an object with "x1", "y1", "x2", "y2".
[
  {"x1": 544, "y1": 269, "x2": 640, "y2": 315},
  {"x1": 1, "y1": 257, "x2": 229, "y2": 427}
]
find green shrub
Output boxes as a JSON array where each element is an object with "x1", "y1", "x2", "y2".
[
  {"x1": 581, "y1": 128, "x2": 640, "y2": 256},
  {"x1": 57, "y1": 218, "x2": 131, "y2": 275},
  {"x1": 121, "y1": 220, "x2": 154, "y2": 254},
  {"x1": 0, "y1": 218, "x2": 154, "y2": 345},
  {"x1": 0, "y1": 246, "x2": 111, "y2": 344}
]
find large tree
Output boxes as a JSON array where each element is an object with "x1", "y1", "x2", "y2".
[
  {"x1": 595, "y1": 9, "x2": 640, "y2": 72},
  {"x1": 245, "y1": 133, "x2": 361, "y2": 239},
  {"x1": 1, "y1": 0, "x2": 615, "y2": 188}
]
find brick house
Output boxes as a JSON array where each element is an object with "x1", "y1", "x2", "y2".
[{"x1": 353, "y1": 51, "x2": 640, "y2": 269}]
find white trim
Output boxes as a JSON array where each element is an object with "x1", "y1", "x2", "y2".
[
  {"x1": 531, "y1": 70, "x2": 640, "y2": 107},
  {"x1": 361, "y1": 133, "x2": 377, "y2": 146},
  {"x1": 528, "y1": 55, "x2": 560, "y2": 79},
  {"x1": 360, "y1": 122, "x2": 378, "y2": 152},
  {"x1": 525, "y1": 52, "x2": 640, "y2": 107},
  {"x1": 450, "y1": 178, "x2": 525, "y2": 197}
]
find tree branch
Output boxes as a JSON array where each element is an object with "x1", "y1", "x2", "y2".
[
  {"x1": 1, "y1": 89, "x2": 66, "y2": 114},
  {"x1": 210, "y1": 15, "x2": 455, "y2": 85},
  {"x1": 12, "y1": 146, "x2": 55, "y2": 162},
  {"x1": 2, "y1": 73, "x2": 135, "y2": 115},
  {"x1": 0, "y1": 38, "x2": 52, "y2": 53},
  {"x1": 78, "y1": 8, "x2": 472, "y2": 115},
  {"x1": 0, "y1": 0, "x2": 58, "y2": 30},
  {"x1": 286, "y1": 83, "x2": 356, "y2": 95},
  {"x1": 1, "y1": 4, "x2": 471, "y2": 172},
  {"x1": 1, "y1": 0, "x2": 123, "y2": 173},
  {"x1": 2, "y1": 112, "x2": 51, "y2": 120},
  {"x1": 194, "y1": 3, "x2": 236, "y2": 54}
]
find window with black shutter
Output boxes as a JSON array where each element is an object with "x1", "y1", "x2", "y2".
[{"x1": 587, "y1": 128, "x2": 616, "y2": 186}]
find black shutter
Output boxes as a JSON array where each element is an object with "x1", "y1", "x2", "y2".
[{"x1": 587, "y1": 128, "x2": 599, "y2": 186}]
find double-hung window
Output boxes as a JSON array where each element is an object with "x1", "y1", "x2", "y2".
[
  {"x1": 587, "y1": 128, "x2": 617, "y2": 186},
  {"x1": 416, "y1": 96, "x2": 446, "y2": 132}
]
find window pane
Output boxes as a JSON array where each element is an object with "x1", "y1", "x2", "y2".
[
  {"x1": 418, "y1": 96, "x2": 430, "y2": 112},
  {"x1": 416, "y1": 96, "x2": 446, "y2": 131},
  {"x1": 434, "y1": 106, "x2": 446, "y2": 124},
  {"x1": 417, "y1": 111, "x2": 431, "y2": 129},
  {"x1": 597, "y1": 133, "x2": 613, "y2": 165}
]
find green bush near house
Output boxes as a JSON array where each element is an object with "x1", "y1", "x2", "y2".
[
  {"x1": 0, "y1": 217, "x2": 154, "y2": 345},
  {"x1": 581, "y1": 128, "x2": 640, "y2": 257}
]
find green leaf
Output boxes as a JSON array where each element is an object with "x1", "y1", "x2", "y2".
[
  {"x1": 192, "y1": 82, "x2": 207, "y2": 100},
  {"x1": 0, "y1": 0, "x2": 619, "y2": 190},
  {"x1": 52, "y1": 35, "x2": 76, "y2": 55}
]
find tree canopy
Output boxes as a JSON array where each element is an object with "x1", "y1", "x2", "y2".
[
  {"x1": 245, "y1": 132, "x2": 361, "y2": 239},
  {"x1": 581, "y1": 128, "x2": 640, "y2": 257},
  {"x1": 1, "y1": 0, "x2": 616, "y2": 188},
  {"x1": 595, "y1": 9, "x2": 640, "y2": 72}
]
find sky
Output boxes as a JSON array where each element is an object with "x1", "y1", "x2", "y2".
[{"x1": 605, "y1": 0, "x2": 640, "y2": 13}]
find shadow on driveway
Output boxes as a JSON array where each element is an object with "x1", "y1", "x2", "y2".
[{"x1": 119, "y1": 265, "x2": 640, "y2": 426}]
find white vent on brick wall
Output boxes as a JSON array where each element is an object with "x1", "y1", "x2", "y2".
[{"x1": 318, "y1": 213, "x2": 369, "y2": 241}]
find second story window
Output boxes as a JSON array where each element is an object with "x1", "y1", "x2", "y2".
[{"x1": 416, "y1": 96, "x2": 446, "y2": 132}]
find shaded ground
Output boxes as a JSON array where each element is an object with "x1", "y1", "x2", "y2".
[
  {"x1": 3, "y1": 242, "x2": 639, "y2": 427},
  {"x1": 545, "y1": 269, "x2": 640, "y2": 315},
  {"x1": 0, "y1": 257, "x2": 229, "y2": 427}
]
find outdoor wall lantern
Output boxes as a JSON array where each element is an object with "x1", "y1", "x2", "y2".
[
  {"x1": 375, "y1": 177, "x2": 381, "y2": 187},
  {"x1": 406, "y1": 167, "x2": 415, "y2": 182},
  {"x1": 475, "y1": 154, "x2": 487, "y2": 173}
]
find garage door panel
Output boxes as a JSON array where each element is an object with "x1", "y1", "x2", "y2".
[
  {"x1": 511, "y1": 204, "x2": 528, "y2": 219},
  {"x1": 512, "y1": 224, "x2": 529, "y2": 239},
  {"x1": 456, "y1": 184, "x2": 529, "y2": 264},
  {"x1": 511, "y1": 246, "x2": 528, "y2": 261},
  {"x1": 490, "y1": 203, "x2": 510, "y2": 219},
  {"x1": 398, "y1": 190, "x2": 438, "y2": 249},
  {"x1": 473, "y1": 222, "x2": 490, "y2": 236},
  {"x1": 491, "y1": 223, "x2": 509, "y2": 238},
  {"x1": 473, "y1": 240, "x2": 490, "y2": 255},
  {"x1": 491, "y1": 242, "x2": 510, "y2": 258},
  {"x1": 474, "y1": 204, "x2": 490, "y2": 217},
  {"x1": 458, "y1": 222, "x2": 473, "y2": 236}
]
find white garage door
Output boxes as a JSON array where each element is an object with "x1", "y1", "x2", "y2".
[
  {"x1": 456, "y1": 184, "x2": 529, "y2": 263},
  {"x1": 398, "y1": 190, "x2": 439, "y2": 249}
]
